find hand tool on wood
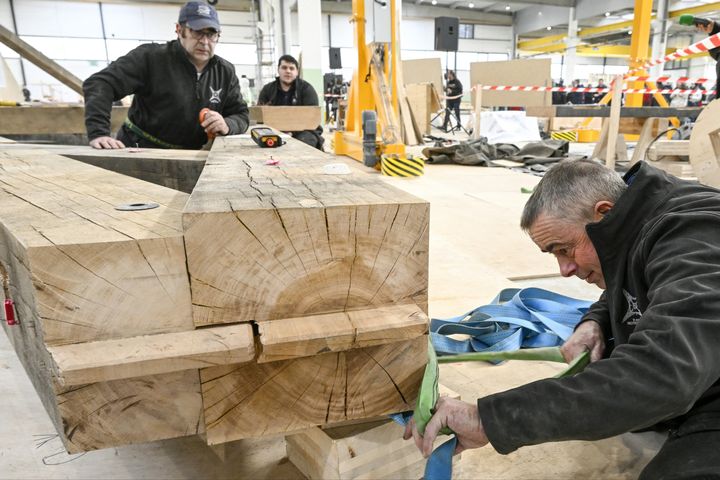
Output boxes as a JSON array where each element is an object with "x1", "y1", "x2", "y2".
[{"x1": 199, "y1": 107, "x2": 216, "y2": 141}]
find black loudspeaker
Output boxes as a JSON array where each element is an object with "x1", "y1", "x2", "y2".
[
  {"x1": 329, "y1": 47, "x2": 342, "y2": 69},
  {"x1": 434, "y1": 17, "x2": 459, "y2": 52}
]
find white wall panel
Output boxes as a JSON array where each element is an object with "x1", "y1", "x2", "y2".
[{"x1": 14, "y1": 1, "x2": 102, "y2": 37}]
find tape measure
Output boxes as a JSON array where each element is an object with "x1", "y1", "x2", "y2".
[{"x1": 251, "y1": 127, "x2": 284, "y2": 148}]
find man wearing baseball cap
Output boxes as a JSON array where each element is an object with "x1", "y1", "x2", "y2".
[{"x1": 83, "y1": 1, "x2": 248, "y2": 150}]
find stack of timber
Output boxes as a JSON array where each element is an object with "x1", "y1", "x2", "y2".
[{"x1": 0, "y1": 134, "x2": 429, "y2": 453}]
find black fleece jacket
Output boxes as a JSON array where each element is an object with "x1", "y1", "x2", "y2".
[
  {"x1": 83, "y1": 40, "x2": 249, "y2": 149},
  {"x1": 478, "y1": 162, "x2": 720, "y2": 454}
]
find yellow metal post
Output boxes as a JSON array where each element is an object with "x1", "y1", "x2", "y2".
[{"x1": 627, "y1": 0, "x2": 653, "y2": 107}]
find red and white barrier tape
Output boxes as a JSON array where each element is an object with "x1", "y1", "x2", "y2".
[
  {"x1": 626, "y1": 32, "x2": 720, "y2": 75},
  {"x1": 469, "y1": 85, "x2": 714, "y2": 95},
  {"x1": 623, "y1": 76, "x2": 709, "y2": 84}
]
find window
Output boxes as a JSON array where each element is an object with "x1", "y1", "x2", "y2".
[
  {"x1": 665, "y1": 58, "x2": 689, "y2": 70},
  {"x1": 459, "y1": 24, "x2": 474, "y2": 39}
]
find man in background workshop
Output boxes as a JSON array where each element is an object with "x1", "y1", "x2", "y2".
[
  {"x1": 442, "y1": 70, "x2": 463, "y2": 131},
  {"x1": 696, "y1": 18, "x2": 719, "y2": 102},
  {"x1": 406, "y1": 160, "x2": 720, "y2": 478},
  {"x1": 257, "y1": 55, "x2": 324, "y2": 150},
  {"x1": 83, "y1": 1, "x2": 249, "y2": 150}
]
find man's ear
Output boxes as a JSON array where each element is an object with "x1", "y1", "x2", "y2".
[
  {"x1": 593, "y1": 200, "x2": 614, "y2": 221},
  {"x1": 175, "y1": 23, "x2": 182, "y2": 36}
]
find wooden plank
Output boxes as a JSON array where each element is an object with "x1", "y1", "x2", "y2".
[
  {"x1": 526, "y1": 105, "x2": 703, "y2": 119},
  {"x1": 48, "y1": 324, "x2": 255, "y2": 386},
  {"x1": 286, "y1": 384, "x2": 460, "y2": 480},
  {"x1": 182, "y1": 135, "x2": 429, "y2": 327},
  {"x1": 402, "y1": 58, "x2": 444, "y2": 101},
  {"x1": 647, "y1": 139, "x2": 689, "y2": 160},
  {"x1": 200, "y1": 334, "x2": 426, "y2": 444},
  {"x1": 0, "y1": 24, "x2": 83, "y2": 95},
  {"x1": 249, "y1": 106, "x2": 321, "y2": 131},
  {"x1": 689, "y1": 99, "x2": 720, "y2": 188},
  {"x1": 0, "y1": 143, "x2": 206, "y2": 193},
  {"x1": 257, "y1": 304, "x2": 428, "y2": 363},
  {"x1": 470, "y1": 59, "x2": 551, "y2": 108},
  {"x1": 606, "y1": 75, "x2": 624, "y2": 170},
  {"x1": 0, "y1": 105, "x2": 128, "y2": 135},
  {"x1": 405, "y1": 83, "x2": 431, "y2": 136}
]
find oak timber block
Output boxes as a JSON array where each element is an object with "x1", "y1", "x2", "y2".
[
  {"x1": 48, "y1": 324, "x2": 255, "y2": 386},
  {"x1": 0, "y1": 149, "x2": 196, "y2": 452},
  {"x1": 0, "y1": 105, "x2": 128, "y2": 135},
  {"x1": 200, "y1": 334, "x2": 426, "y2": 444},
  {"x1": 0, "y1": 149, "x2": 193, "y2": 345},
  {"x1": 249, "y1": 106, "x2": 321, "y2": 131},
  {"x1": 285, "y1": 384, "x2": 460, "y2": 480},
  {"x1": 56, "y1": 370, "x2": 203, "y2": 453},
  {"x1": 183, "y1": 136, "x2": 429, "y2": 326},
  {"x1": 257, "y1": 303, "x2": 428, "y2": 363}
]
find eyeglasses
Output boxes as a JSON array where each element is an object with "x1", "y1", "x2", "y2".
[{"x1": 185, "y1": 27, "x2": 220, "y2": 42}]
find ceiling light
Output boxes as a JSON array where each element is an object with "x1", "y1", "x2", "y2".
[
  {"x1": 546, "y1": 26, "x2": 552, "y2": 30},
  {"x1": 469, "y1": 2, "x2": 475, "y2": 7},
  {"x1": 432, "y1": 0, "x2": 437, "y2": 4},
  {"x1": 538, "y1": 11, "x2": 543, "y2": 16},
  {"x1": 605, "y1": 12, "x2": 611, "y2": 17},
  {"x1": 505, "y1": 4, "x2": 511, "y2": 10}
]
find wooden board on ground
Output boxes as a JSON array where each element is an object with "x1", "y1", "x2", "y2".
[
  {"x1": 182, "y1": 135, "x2": 430, "y2": 327},
  {"x1": 0, "y1": 143, "x2": 207, "y2": 193},
  {"x1": 470, "y1": 59, "x2": 551, "y2": 108},
  {"x1": 0, "y1": 105, "x2": 128, "y2": 135},
  {"x1": 402, "y1": 58, "x2": 444, "y2": 101},
  {"x1": 249, "y1": 106, "x2": 321, "y2": 131},
  {"x1": 0, "y1": 148, "x2": 198, "y2": 452},
  {"x1": 286, "y1": 384, "x2": 460, "y2": 480},
  {"x1": 200, "y1": 335, "x2": 426, "y2": 444},
  {"x1": 689, "y1": 99, "x2": 720, "y2": 188}
]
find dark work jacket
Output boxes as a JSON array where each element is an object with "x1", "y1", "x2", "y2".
[
  {"x1": 446, "y1": 78, "x2": 463, "y2": 98},
  {"x1": 478, "y1": 162, "x2": 720, "y2": 454},
  {"x1": 83, "y1": 40, "x2": 249, "y2": 149}
]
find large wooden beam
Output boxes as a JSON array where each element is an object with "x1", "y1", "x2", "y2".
[
  {"x1": 0, "y1": 24, "x2": 83, "y2": 95},
  {"x1": 0, "y1": 105, "x2": 128, "y2": 135},
  {"x1": 1, "y1": 143, "x2": 207, "y2": 193},
  {"x1": 0, "y1": 148, "x2": 198, "y2": 452},
  {"x1": 200, "y1": 335, "x2": 426, "y2": 444},
  {"x1": 183, "y1": 135, "x2": 430, "y2": 326}
]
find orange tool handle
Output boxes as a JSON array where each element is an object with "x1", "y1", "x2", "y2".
[{"x1": 199, "y1": 107, "x2": 216, "y2": 140}]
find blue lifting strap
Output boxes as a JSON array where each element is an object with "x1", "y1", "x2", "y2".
[
  {"x1": 430, "y1": 287, "x2": 593, "y2": 357},
  {"x1": 392, "y1": 287, "x2": 594, "y2": 480}
]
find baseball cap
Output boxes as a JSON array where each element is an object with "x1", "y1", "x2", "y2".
[{"x1": 178, "y1": 2, "x2": 221, "y2": 31}]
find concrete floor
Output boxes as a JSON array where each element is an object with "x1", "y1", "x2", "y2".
[{"x1": 0, "y1": 159, "x2": 664, "y2": 479}]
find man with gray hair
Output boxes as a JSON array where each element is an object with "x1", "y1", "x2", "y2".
[{"x1": 406, "y1": 160, "x2": 720, "y2": 478}]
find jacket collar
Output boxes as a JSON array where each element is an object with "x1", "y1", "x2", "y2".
[{"x1": 586, "y1": 161, "x2": 675, "y2": 265}]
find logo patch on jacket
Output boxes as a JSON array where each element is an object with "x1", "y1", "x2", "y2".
[
  {"x1": 209, "y1": 87, "x2": 222, "y2": 104},
  {"x1": 622, "y1": 289, "x2": 642, "y2": 326}
]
